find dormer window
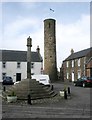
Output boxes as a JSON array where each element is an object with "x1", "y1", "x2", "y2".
[{"x1": 49, "y1": 23, "x2": 50, "y2": 28}]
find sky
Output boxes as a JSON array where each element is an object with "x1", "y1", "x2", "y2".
[{"x1": 0, "y1": 1, "x2": 91, "y2": 70}]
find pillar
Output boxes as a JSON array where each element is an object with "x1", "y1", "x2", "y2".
[{"x1": 27, "y1": 36, "x2": 32, "y2": 79}]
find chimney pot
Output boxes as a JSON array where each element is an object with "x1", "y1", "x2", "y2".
[
  {"x1": 36, "y1": 46, "x2": 40, "y2": 53},
  {"x1": 71, "y1": 49, "x2": 74, "y2": 54}
]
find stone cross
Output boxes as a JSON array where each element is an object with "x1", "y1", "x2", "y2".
[{"x1": 27, "y1": 36, "x2": 32, "y2": 79}]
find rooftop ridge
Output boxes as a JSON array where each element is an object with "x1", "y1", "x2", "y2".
[{"x1": 64, "y1": 47, "x2": 92, "y2": 61}]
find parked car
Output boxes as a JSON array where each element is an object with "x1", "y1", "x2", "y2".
[
  {"x1": 74, "y1": 76, "x2": 92, "y2": 87},
  {"x1": 2, "y1": 76, "x2": 14, "y2": 85}
]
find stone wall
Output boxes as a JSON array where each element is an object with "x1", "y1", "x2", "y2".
[{"x1": 63, "y1": 57, "x2": 86, "y2": 82}]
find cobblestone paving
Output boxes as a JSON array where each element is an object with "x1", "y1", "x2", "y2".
[{"x1": 1, "y1": 82, "x2": 92, "y2": 118}]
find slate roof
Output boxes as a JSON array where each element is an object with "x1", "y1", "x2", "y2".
[
  {"x1": 86, "y1": 57, "x2": 92, "y2": 65},
  {"x1": 0, "y1": 50, "x2": 43, "y2": 62},
  {"x1": 64, "y1": 47, "x2": 92, "y2": 62}
]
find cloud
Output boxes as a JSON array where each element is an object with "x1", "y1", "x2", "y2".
[
  {"x1": 56, "y1": 14, "x2": 90, "y2": 68},
  {"x1": 2, "y1": 16, "x2": 44, "y2": 55},
  {"x1": 3, "y1": 16, "x2": 40, "y2": 39},
  {"x1": 2, "y1": 13, "x2": 90, "y2": 70}
]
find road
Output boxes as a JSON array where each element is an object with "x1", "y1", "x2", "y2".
[{"x1": 1, "y1": 82, "x2": 92, "y2": 119}]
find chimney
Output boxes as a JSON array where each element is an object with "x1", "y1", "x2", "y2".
[
  {"x1": 36, "y1": 46, "x2": 40, "y2": 53},
  {"x1": 71, "y1": 49, "x2": 74, "y2": 54}
]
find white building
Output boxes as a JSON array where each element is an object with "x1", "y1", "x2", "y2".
[{"x1": 0, "y1": 48, "x2": 43, "y2": 82}]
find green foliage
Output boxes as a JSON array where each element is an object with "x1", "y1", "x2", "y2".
[
  {"x1": 64, "y1": 85, "x2": 67, "y2": 91},
  {"x1": 8, "y1": 91, "x2": 16, "y2": 96}
]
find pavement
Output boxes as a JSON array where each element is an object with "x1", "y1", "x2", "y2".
[{"x1": 2, "y1": 104, "x2": 90, "y2": 118}]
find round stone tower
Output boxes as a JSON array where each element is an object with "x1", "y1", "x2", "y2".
[{"x1": 44, "y1": 18, "x2": 58, "y2": 82}]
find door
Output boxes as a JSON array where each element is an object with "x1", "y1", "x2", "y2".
[
  {"x1": 72, "y1": 72, "x2": 74, "y2": 82},
  {"x1": 16, "y1": 73, "x2": 21, "y2": 82},
  {"x1": 78, "y1": 71, "x2": 81, "y2": 79}
]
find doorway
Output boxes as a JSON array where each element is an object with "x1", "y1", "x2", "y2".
[
  {"x1": 72, "y1": 72, "x2": 74, "y2": 82},
  {"x1": 16, "y1": 73, "x2": 21, "y2": 81}
]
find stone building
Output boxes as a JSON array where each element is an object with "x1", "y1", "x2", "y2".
[
  {"x1": 86, "y1": 57, "x2": 92, "y2": 77},
  {"x1": 61, "y1": 47, "x2": 92, "y2": 82},
  {"x1": 85, "y1": 49, "x2": 92, "y2": 77},
  {"x1": 44, "y1": 18, "x2": 58, "y2": 82}
]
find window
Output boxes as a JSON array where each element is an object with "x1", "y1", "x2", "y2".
[
  {"x1": 2, "y1": 73, "x2": 6, "y2": 79},
  {"x1": 41, "y1": 67, "x2": 43, "y2": 74},
  {"x1": 31, "y1": 63, "x2": 34, "y2": 68},
  {"x1": 2, "y1": 62, "x2": 6, "y2": 68},
  {"x1": 78, "y1": 70, "x2": 81, "y2": 79},
  {"x1": 17, "y1": 62, "x2": 21, "y2": 68},
  {"x1": 84, "y1": 57, "x2": 86, "y2": 76},
  {"x1": 72, "y1": 60, "x2": 74, "y2": 67},
  {"x1": 67, "y1": 73, "x2": 69, "y2": 79},
  {"x1": 66, "y1": 61, "x2": 69, "y2": 68},
  {"x1": 78, "y1": 59, "x2": 80, "y2": 66}
]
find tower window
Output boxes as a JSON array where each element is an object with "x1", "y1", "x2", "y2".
[{"x1": 49, "y1": 23, "x2": 50, "y2": 28}]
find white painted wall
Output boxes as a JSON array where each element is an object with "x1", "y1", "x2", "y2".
[
  {"x1": 32, "y1": 62, "x2": 43, "y2": 75},
  {"x1": 0, "y1": 61, "x2": 43, "y2": 82}
]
